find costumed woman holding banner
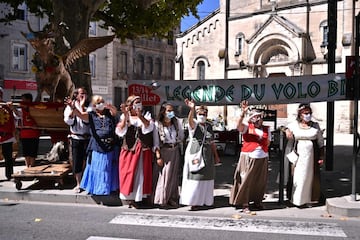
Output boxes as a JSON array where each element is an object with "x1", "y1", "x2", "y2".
[
  {"x1": 229, "y1": 100, "x2": 271, "y2": 214},
  {"x1": 180, "y1": 99, "x2": 220, "y2": 211},
  {"x1": 153, "y1": 102, "x2": 184, "y2": 208},
  {"x1": 116, "y1": 95, "x2": 154, "y2": 208},
  {"x1": 284, "y1": 103, "x2": 325, "y2": 207}
]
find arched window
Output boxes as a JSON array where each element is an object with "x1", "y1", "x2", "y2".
[
  {"x1": 197, "y1": 61, "x2": 205, "y2": 80},
  {"x1": 235, "y1": 33, "x2": 245, "y2": 56},
  {"x1": 320, "y1": 20, "x2": 328, "y2": 47}
]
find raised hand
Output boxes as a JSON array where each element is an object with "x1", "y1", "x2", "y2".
[
  {"x1": 240, "y1": 100, "x2": 249, "y2": 112},
  {"x1": 184, "y1": 98, "x2": 195, "y2": 109}
]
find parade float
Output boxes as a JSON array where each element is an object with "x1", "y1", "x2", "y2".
[{"x1": 11, "y1": 22, "x2": 114, "y2": 189}]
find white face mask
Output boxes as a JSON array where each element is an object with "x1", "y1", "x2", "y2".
[
  {"x1": 250, "y1": 115, "x2": 261, "y2": 123},
  {"x1": 95, "y1": 102, "x2": 105, "y2": 111},
  {"x1": 133, "y1": 102, "x2": 142, "y2": 111},
  {"x1": 197, "y1": 115, "x2": 206, "y2": 123},
  {"x1": 302, "y1": 113, "x2": 312, "y2": 122}
]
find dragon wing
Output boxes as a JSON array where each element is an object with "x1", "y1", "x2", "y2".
[{"x1": 63, "y1": 35, "x2": 115, "y2": 69}]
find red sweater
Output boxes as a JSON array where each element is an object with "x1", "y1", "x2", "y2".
[
  {"x1": 0, "y1": 105, "x2": 15, "y2": 142},
  {"x1": 20, "y1": 108, "x2": 40, "y2": 139},
  {"x1": 241, "y1": 123, "x2": 269, "y2": 153}
]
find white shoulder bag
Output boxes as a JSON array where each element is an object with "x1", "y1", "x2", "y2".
[{"x1": 188, "y1": 126, "x2": 206, "y2": 173}]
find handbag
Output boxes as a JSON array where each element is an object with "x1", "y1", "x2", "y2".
[
  {"x1": 188, "y1": 126, "x2": 207, "y2": 173},
  {"x1": 286, "y1": 150, "x2": 298, "y2": 165},
  {"x1": 286, "y1": 140, "x2": 298, "y2": 165}
]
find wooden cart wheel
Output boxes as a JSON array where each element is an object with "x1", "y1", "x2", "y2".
[
  {"x1": 55, "y1": 180, "x2": 64, "y2": 190},
  {"x1": 15, "y1": 180, "x2": 22, "y2": 190}
]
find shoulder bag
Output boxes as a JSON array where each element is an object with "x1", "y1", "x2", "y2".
[{"x1": 188, "y1": 125, "x2": 207, "y2": 173}]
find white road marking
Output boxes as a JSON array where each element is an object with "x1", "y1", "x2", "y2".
[
  {"x1": 87, "y1": 237, "x2": 139, "y2": 240},
  {"x1": 109, "y1": 212, "x2": 347, "y2": 237}
]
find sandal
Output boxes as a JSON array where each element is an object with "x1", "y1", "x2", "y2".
[
  {"x1": 73, "y1": 186, "x2": 81, "y2": 194},
  {"x1": 190, "y1": 206, "x2": 201, "y2": 211},
  {"x1": 240, "y1": 207, "x2": 251, "y2": 214}
]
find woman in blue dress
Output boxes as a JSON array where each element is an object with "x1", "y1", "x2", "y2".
[{"x1": 71, "y1": 95, "x2": 119, "y2": 195}]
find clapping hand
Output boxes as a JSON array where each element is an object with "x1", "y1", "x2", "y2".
[
  {"x1": 120, "y1": 103, "x2": 127, "y2": 113},
  {"x1": 64, "y1": 96, "x2": 75, "y2": 109}
]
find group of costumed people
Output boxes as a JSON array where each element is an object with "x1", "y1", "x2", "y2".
[
  {"x1": 229, "y1": 100, "x2": 325, "y2": 213},
  {"x1": 64, "y1": 90, "x2": 324, "y2": 211},
  {"x1": 0, "y1": 89, "x2": 41, "y2": 181},
  {"x1": 65, "y1": 93, "x2": 221, "y2": 210}
]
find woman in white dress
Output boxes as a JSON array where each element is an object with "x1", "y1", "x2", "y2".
[
  {"x1": 285, "y1": 103, "x2": 325, "y2": 207},
  {"x1": 180, "y1": 99, "x2": 221, "y2": 211}
]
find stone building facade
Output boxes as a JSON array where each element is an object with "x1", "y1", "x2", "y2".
[
  {"x1": 176, "y1": 0, "x2": 358, "y2": 133},
  {"x1": 0, "y1": 3, "x2": 44, "y2": 101}
]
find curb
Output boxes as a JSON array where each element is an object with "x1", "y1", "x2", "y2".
[{"x1": 326, "y1": 195, "x2": 360, "y2": 217}]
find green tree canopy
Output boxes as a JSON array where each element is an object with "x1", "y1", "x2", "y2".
[{"x1": 0, "y1": 0, "x2": 203, "y2": 39}]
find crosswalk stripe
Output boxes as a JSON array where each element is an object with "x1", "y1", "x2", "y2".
[
  {"x1": 87, "y1": 237, "x2": 139, "y2": 240},
  {"x1": 109, "y1": 212, "x2": 347, "y2": 237}
]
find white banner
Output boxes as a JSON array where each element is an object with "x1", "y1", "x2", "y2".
[{"x1": 128, "y1": 73, "x2": 346, "y2": 106}]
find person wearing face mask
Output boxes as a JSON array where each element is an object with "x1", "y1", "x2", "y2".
[
  {"x1": 152, "y1": 102, "x2": 184, "y2": 208},
  {"x1": 116, "y1": 95, "x2": 154, "y2": 208},
  {"x1": 285, "y1": 103, "x2": 325, "y2": 207},
  {"x1": 71, "y1": 95, "x2": 119, "y2": 195},
  {"x1": 180, "y1": 99, "x2": 221, "y2": 211},
  {"x1": 64, "y1": 87, "x2": 90, "y2": 193},
  {"x1": 229, "y1": 100, "x2": 271, "y2": 214}
]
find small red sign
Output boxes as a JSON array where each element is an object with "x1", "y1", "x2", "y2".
[
  {"x1": 4, "y1": 79, "x2": 37, "y2": 90},
  {"x1": 128, "y1": 84, "x2": 160, "y2": 106}
]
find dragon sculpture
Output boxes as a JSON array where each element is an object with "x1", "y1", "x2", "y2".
[{"x1": 21, "y1": 22, "x2": 115, "y2": 102}]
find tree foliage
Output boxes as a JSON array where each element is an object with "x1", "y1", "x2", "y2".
[
  {"x1": 0, "y1": 0, "x2": 203, "y2": 39},
  {"x1": 0, "y1": 0, "x2": 203, "y2": 92}
]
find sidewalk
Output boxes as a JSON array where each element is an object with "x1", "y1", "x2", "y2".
[{"x1": 0, "y1": 133, "x2": 359, "y2": 219}]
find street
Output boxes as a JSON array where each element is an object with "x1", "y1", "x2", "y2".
[{"x1": 0, "y1": 201, "x2": 359, "y2": 240}]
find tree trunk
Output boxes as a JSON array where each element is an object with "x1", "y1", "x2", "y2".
[{"x1": 52, "y1": 0, "x2": 105, "y2": 95}]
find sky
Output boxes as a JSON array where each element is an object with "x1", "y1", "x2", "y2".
[{"x1": 181, "y1": 0, "x2": 220, "y2": 32}]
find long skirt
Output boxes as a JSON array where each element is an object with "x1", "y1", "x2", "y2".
[
  {"x1": 291, "y1": 139, "x2": 315, "y2": 206},
  {"x1": 153, "y1": 146, "x2": 181, "y2": 205},
  {"x1": 119, "y1": 141, "x2": 153, "y2": 202},
  {"x1": 179, "y1": 149, "x2": 214, "y2": 207},
  {"x1": 229, "y1": 153, "x2": 268, "y2": 206},
  {"x1": 80, "y1": 150, "x2": 119, "y2": 195}
]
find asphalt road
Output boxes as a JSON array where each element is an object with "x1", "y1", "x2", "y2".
[{"x1": 0, "y1": 201, "x2": 359, "y2": 240}]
